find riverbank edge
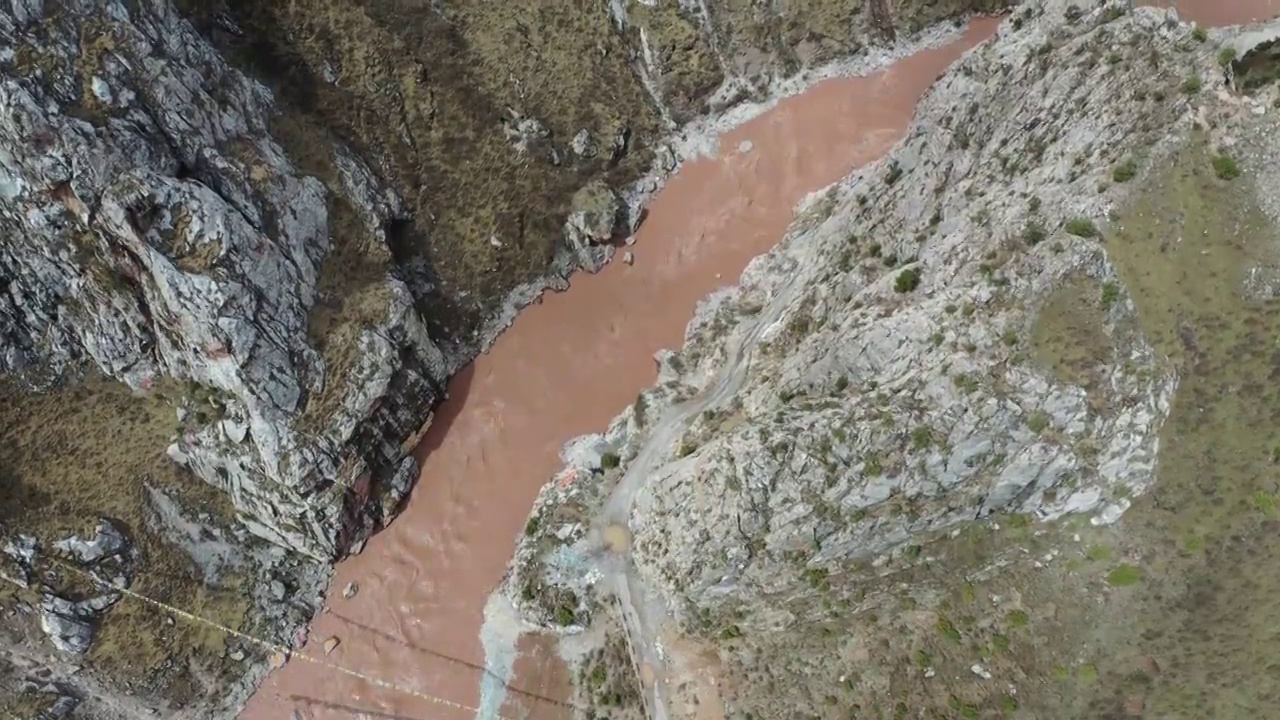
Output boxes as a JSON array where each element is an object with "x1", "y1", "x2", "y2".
[
  {"x1": 468, "y1": 11, "x2": 1012, "y2": 719},
  {"x1": 497, "y1": 6, "x2": 1280, "y2": 718}
]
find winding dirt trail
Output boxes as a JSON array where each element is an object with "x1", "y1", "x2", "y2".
[{"x1": 241, "y1": 3, "x2": 1273, "y2": 720}]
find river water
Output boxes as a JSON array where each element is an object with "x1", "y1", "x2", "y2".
[
  {"x1": 1164, "y1": 0, "x2": 1278, "y2": 25},
  {"x1": 240, "y1": 4, "x2": 1274, "y2": 719}
]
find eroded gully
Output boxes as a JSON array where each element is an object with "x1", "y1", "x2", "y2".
[{"x1": 240, "y1": 3, "x2": 1272, "y2": 720}]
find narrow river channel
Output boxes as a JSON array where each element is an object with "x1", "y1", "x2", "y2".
[{"x1": 240, "y1": 3, "x2": 1275, "y2": 718}]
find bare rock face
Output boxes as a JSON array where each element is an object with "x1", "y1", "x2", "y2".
[
  {"x1": 565, "y1": 180, "x2": 623, "y2": 253},
  {"x1": 625, "y1": 1, "x2": 1191, "y2": 620},
  {"x1": 508, "y1": 4, "x2": 1280, "y2": 717},
  {"x1": 0, "y1": 0, "x2": 1015, "y2": 565},
  {"x1": 0, "y1": 0, "x2": 446, "y2": 559}
]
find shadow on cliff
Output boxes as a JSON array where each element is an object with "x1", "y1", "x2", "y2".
[
  {"x1": 174, "y1": 0, "x2": 483, "y2": 343},
  {"x1": 411, "y1": 362, "x2": 473, "y2": 465},
  {"x1": 350, "y1": 361, "x2": 473, "y2": 546},
  {"x1": 0, "y1": 469, "x2": 51, "y2": 527}
]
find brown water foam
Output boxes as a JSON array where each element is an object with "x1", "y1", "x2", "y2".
[{"x1": 241, "y1": 2, "x2": 1274, "y2": 718}]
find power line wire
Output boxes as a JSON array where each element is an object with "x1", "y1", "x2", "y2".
[{"x1": 1, "y1": 557, "x2": 581, "y2": 720}]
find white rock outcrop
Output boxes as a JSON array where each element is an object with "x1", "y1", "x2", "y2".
[
  {"x1": 626, "y1": 1, "x2": 1188, "y2": 617},
  {"x1": 0, "y1": 0, "x2": 447, "y2": 558}
]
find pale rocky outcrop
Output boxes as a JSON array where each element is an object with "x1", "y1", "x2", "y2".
[
  {"x1": 627, "y1": 1, "x2": 1192, "y2": 616},
  {"x1": 506, "y1": 8, "x2": 1261, "y2": 710},
  {"x1": 626, "y1": 1, "x2": 1201, "y2": 617},
  {"x1": 0, "y1": 0, "x2": 446, "y2": 559}
]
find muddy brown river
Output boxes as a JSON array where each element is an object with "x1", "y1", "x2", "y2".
[
  {"x1": 241, "y1": 4, "x2": 1273, "y2": 719},
  {"x1": 1165, "y1": 0, "x2": 1278, "y2": 25}
]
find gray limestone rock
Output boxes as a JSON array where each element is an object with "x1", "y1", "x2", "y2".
[
  {"x1": 53, "y1": 520, "x2": 127, "y2": 565},
  {"x1": 509, "y1": 6, "x2": 1243, "y2": 661},
  {"x1": 565, "y1": 180, "x2": 623, "y2": 251},
  {"x1": 39, "y1": 594, "x2": 119, "y2": 655},
  {"x1": 0, "y1": 0, "x2": 447, "y2": 560},
  {"x1": 618, "y1": 3, "x2": 1189, "y2": 619}
]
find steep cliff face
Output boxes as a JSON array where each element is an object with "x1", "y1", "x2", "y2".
[
  {"x1": 1, "y1": 0, "x2": 1017, "y2": 566},
  {"x1": 510, "y1": 5, "x2": 1280, "y2": 718},
  {"x1": 625, "y1": 4, "x2": 1186, "y2": 612},
  {"x1": 1, "y1": 0, "x2": 448, "y2": 560}
]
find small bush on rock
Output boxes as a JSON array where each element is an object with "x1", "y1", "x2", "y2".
[
  {"x1": 1212, "y1": 153, "x2": 1241, "y2": 180},
  {"x1": 1065, "y1": 217, "x2": 1098, "y2": 238},
  {"x1": 894, "y1": 267, "x2": 922, "y2": 293},
  {"x1": 1024, "y1": 221, "x2": 1047, "y2": 246},
  {"x1": 1112, "y1": 159, "x2": 1137, "y2": 183}
]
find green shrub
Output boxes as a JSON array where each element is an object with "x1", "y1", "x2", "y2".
[
  {"x1": 600, "y1": 451, "x2": 620, "y2": 469},
  {"x1": 1191, "y1": 25, "x2": 1208, "y2": 42},
  {"x1": 1064, "y1": 217, "x2": 1098, "y2": 238},
  {"x1": 1024, "y1": 221, "x2": 1047, "y2": 246},
  {"x1": 1106, "y1": 564, "x2": 1143, "y2": 586},
  {"x1": 524, "y1": 515, "x2": 541, "y2": 537},
  {"x1": 1112, "y1": 159, "x2": 1137, "y2": 183},
  {"x1": 911, "y1": 426, "x2": 934, "y2": 449},
  {"x1": 936, "y1": 616, "x2": 962, "y2": 643},
  {"x1": 1212, "y1": 153, "x2": 1241, "y2": 180},
  {"x1": 1100, "y1": 281, "x2": 1121, "y2": 309},
  {"x1": 1183, "y1": 74, "x2": 1203, "y2": 94},
  {"x1": 894, "y1": 267, "x2": 922, "y2": 293},
  {"x1": 1219, "y1": 47, "x2": 1238, "y2": 67},
  {"x1": 1250, "y1": 490, "x2": 1277, "y2": 516},
  {"x1": 554, "y1": 604, "x2": 577, "y2": 626},
  {"x1": 803, "y1": 566, "x2": 831, "y2": 590},
  {"x1": 863, "y1": 455, "x2": 884, "y2": 476}
]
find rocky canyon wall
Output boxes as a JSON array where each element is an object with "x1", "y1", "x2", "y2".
[
  {"x1": 1, "y1": 0, "x2": 1012, "y2": 716},
  {"x1": 2, "y1": 0, "x2": 1015, "y2": 561},
  {"x1": 508, "y1": 3, "x2": 1280, "y2": 718}
]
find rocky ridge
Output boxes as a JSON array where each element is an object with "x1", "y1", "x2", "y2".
[
  {"x1": 1, "y1": 0, "x2": 447, "y2": 559},
  {"x1": 1, "y1": 0, "x2": 1019, "y2": 570},
  {"x1": 507, "y1": 4, "x2": 1280, "y2": 718}
]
